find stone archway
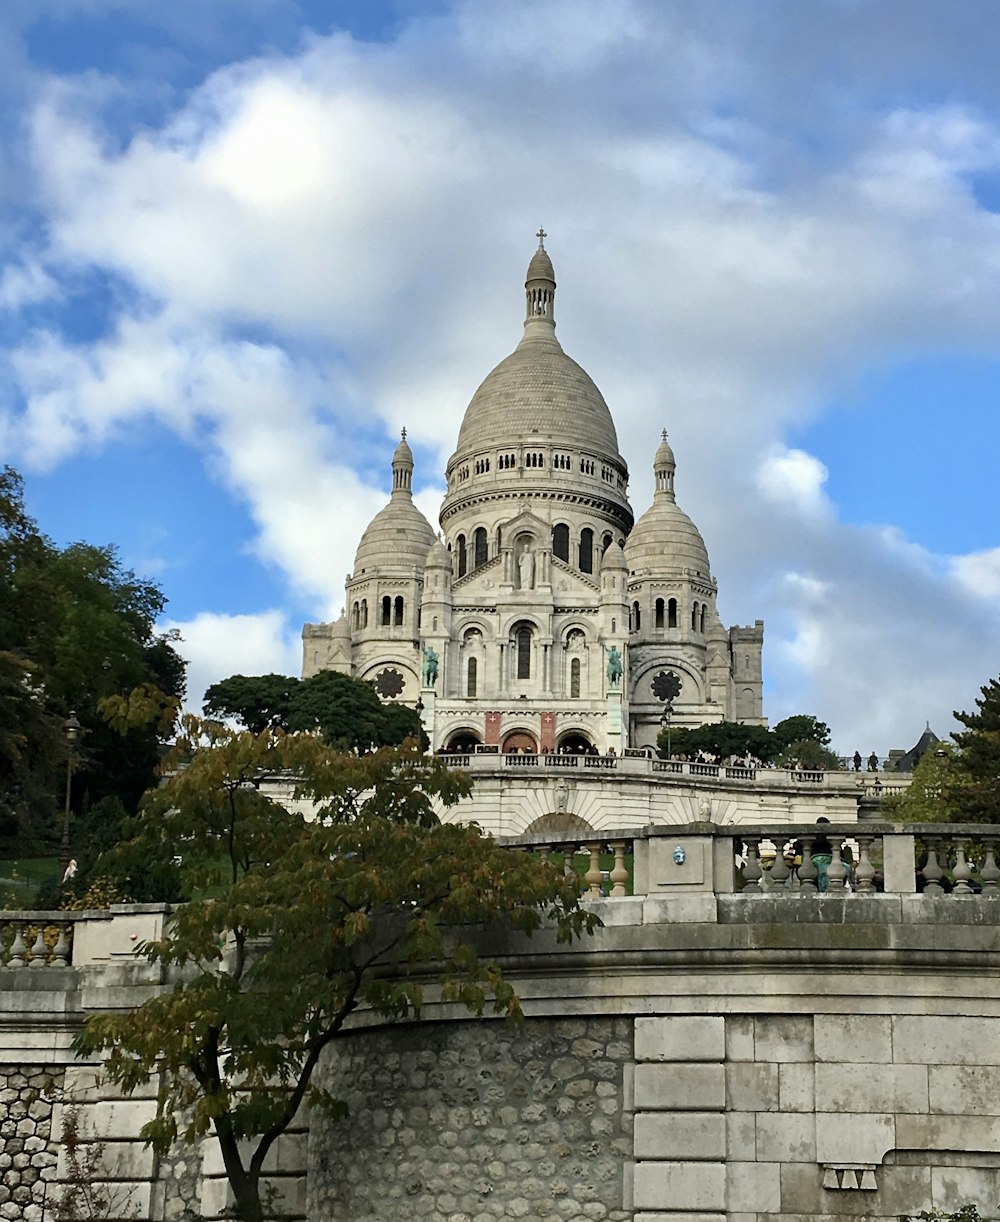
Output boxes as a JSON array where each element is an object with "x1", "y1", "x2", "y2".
[
  {"x1": 445, "y1": 730, "x2": 481, "y2": 754},
  {"x1": 502, "y1": 730, "x2": 538, "y2": 754},
  {"x1": 557, "y1": 731, "x2": 593, "y2": 755}
]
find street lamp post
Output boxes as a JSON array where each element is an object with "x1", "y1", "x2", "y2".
[
  {"x1": 60, "y1": 711, "x2": 82, "y2": 875},
  {"x1": 660, "y1": 699, "x2": 674, "y2": 760}
]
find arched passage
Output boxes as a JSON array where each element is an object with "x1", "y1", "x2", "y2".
[
  {"x1": 445, "y1": 730, "x2": 482, "y2": 754},
  {"x1": 502, "y1": 730, "x2": 538, "y2": 754},
  {"x1": 557, "y1": 731, "x2": 594, "y2": 755}
]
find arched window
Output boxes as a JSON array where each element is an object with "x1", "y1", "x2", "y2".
[
  {"x1": 467, "y1": 656, "x2": 478, "y2": 698},
  {"x1": 473, "y1": 527, "x2": 488, "y2": 569},
  {"x1": 380, "y1": 596, "x2": 391, "y2": 626},
  {"x1": 632, "y1": 601, "x2": 641, "y2": 631},
  {"x1": 394, "y1": 596, "x2": 404, "y2": 626},
  {"x1": 516, "y1": 626, "x2": 531, "y2": 680},
  {"x1": 668, "y1": 598, "x2": 678, "y2": 628},
  {"x1": 351, "y1": 602, "x2": 359, "y2": 631},
  {"x1": 360, "y1": 599, "x2": 368, "y2": 628},
  {"x1": 655, "y1": 598, "x2": 665, "y2": 629},
  {"x1": 692, "y1": 602, "x2": 698, "y2": 630},
  {"x1": 700, "y1": 605, "x2": 706, "y2": 633},
  {"x1": 552, "y1": 523, "x2": 570, "y2": 562},
  {"x1": 570, "y1": 657, "x2": 581, "y2": 698},
  {"x1": 456, "y1": 534, "x2": 467, "y2": 578},
  {"x1": 602, "y1": 532, "x2": 613, "y2": 555},
  {"x1": 579, "y1": 528, "x2": 594, "y2": 574}
]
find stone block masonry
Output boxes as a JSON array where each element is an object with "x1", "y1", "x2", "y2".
[{"x1": 307, "y1": 1017, "x2": 634, "y2": 1222}]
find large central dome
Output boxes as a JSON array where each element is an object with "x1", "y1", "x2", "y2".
[
  {"x1": 455, "y1": 333, "x2": 621, "y2": 456},
  {"x1": 449, "y1": 237, "x2": 623, "y2": 466}
]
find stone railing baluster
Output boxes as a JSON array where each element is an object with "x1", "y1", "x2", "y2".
[
  {"x1": 952, "y1": 839, "x2": 974, "y2": 896},
  {"x1": 6, "y1": 921, "x2": 28, "y2": 966},
  {"x1": 826, "y1": 839, "x2": 849, "y2": 892},
  {"x1": 741, "y1": 838, "x2": 763, "y2": 893},
  {"x1": 854, "y1": 836, "x2": 877, "y2": 894},
  {"x1": 583, "y1": 842, "x2": 604, "y2": 898},
  {"x1": 609, "y1": 841, "x2": 629, "y2": 897},
  {"x1": 51, "y1": 923, "x2": 72, "y2": 967},
  {"x1": 27, "y1": 925, "x2": 47, "y2": 966},
  {"x1": 798, "y1": 840, "x2": 818, "y2": 893},
  {"x1": 921, "y1": 839, "x2": 946, "y2": 896},
  {"x1": 980, "y1": 840, "x2": 1000, "y2": 894},
  {"x1": 768, "y1": 842, "x2": 791, "y2": 889}
]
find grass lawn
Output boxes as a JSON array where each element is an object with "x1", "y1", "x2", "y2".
[{"x1": 0, "y1": 857, "x2": 59, "y2": 906}]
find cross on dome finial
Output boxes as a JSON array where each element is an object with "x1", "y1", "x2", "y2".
[
  {"x1": 536, "y1": 227, "x2": 547, "y2": 248},
  {"x1": 661, "y1": 428, "x2": 668, "y2": 441},
  {"x1": 401, "y1": 427, "x2": 407, "y2": 441}
]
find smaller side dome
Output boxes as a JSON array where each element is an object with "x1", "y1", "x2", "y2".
[
  {"x1": 625, "y1": 431, "x2": 711, "y2": 578},
  {"x1": 425, "y1": 537, "x2": 451, "y2": 569},
  {"x1": 331, "y1": 610, "x2": 350, "y2": 640},
  {"x1": 600, "y1": 540, "x2": 628, "y2": 571},
  {"x1": 353, "y1": 430, "x2": 436, "y2": 575}
]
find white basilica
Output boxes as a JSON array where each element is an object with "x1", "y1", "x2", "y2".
[{"x1": 302, "y1": 237, "x2": 765, "y2": 757}]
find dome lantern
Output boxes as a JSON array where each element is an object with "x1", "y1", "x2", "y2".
[
  {"x1": 523, "y1": 227, "x2": 556, "y2": 339},
  {"x1": 654, "y1": 429, "x2": 676, "y2": 500},
  {"x1": 391, "y1": 428, "x2": 414, "y2": 496}
]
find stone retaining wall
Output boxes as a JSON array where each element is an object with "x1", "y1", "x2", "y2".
[
  {"x1": 307, "y1": 1017, "x2": 634, "y2": 1222},
  {"x1": 0, "y1": 1065, "x2": 61, "y2": 1222}
]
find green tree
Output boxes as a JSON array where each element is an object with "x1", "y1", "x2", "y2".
[
  {"x1": 203, "y1": 673, "x2": 298, "y2": 734},
  {"x1": 948, "y1": 675, "x2": 1000, "y2": 822},
  {"x1": 775, "y1": 737, "x2": 840, "y2": 770},
  {"x1": 656, "y1": 720, "x2": 775, "y2": 763},
  {"x1": 0, "y1": 468, "x2": 186, "y2": 842},
  {"x1": 772, "y1": 714, "x2": 832, "y2": 753},
  {"x1": 881, "y1": 741, "x2": 965, "y2": 822},
  {"x1": 205, "y1": 669, "x2": 424, "y2": 751},
  {"x1": 75, "y1": 719, "x2": 596, "y2": 1222}
]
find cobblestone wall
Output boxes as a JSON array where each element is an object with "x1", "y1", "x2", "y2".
[
  {"x1": 307, "y1": 1017, "x2": 634, "y2": 1222},
  {"x1": 0, "y1": 1065, "x2": 62, "y2": 1222}
]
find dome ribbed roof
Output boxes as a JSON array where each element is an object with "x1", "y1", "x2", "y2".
[
  {"x1": 455, "y1": 334, "x2": 621, "y2": 456},
  {"x1": 353, "y1": 497, "x2": 435, "y2": 575},
  {"x1": 425, "y1": 538, "x2": 450, "y2": 568},
  {"x1": 601, "y1": 540, "x2": 628, "y2": 571},
  {"x1": 625, "y1": 500, "x2": 711, "y2": 577},
  {"x1": 526, "y1": 245, "x2": 555, "y2": 281},
  {"x1": 353, "y1": 431, "x2": 435, "y2": 575},
  {"x1": 451, "y1": 239, "x2": 623, "y2": 461},
  {"x1": 626, "y1": 434, "x2": 711, "y2": 577}
]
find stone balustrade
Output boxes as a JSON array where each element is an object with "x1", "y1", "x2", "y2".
[
  {"x1": 501, "y1": 822, "x2": 1000, "y2": 901},
  {"x1": 441, "y1": 749, "x2": 907, "y2": 796},
  {"x1": 0, "y1": 912, "x2": 76, "y2": 967}
]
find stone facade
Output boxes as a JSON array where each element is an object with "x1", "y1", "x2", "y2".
[
  {"x1": 307, "y1": 1018, "x2": 634, "y2": 1222},
  {"x1": 302, "y1": 238, "x2": 765, "y2": 760}
]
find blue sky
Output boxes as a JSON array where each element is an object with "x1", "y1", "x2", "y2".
[{"x1": 3, "y1": 0, "x2": 1000, "y2": 753}]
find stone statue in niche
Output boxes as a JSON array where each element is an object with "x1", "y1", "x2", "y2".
[
  {"x1": 606, "y1": 645, "x2": 623, "y2": 687},
  {"x1": 518, "y1": 545, "x2": 535, "y2": 590}
]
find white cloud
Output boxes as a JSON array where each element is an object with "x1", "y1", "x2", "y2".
[
  {"x1": 755, "y1": 447, "x2": 830, "y2": 517},
  {"x1": 951, "y1": 547, "x2": 1000, "y2": 601},
  {"x1": 2, "y1": 1, "x2": 1000, "y2": 751},
  {"x1": 163, "y1": 609, "x2": 301, "y2": 714}
]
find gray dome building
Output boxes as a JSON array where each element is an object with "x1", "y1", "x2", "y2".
[{"x1": 304, "y1": 237, "x2": 764, "y2": 750}]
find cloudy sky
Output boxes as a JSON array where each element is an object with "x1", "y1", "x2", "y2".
[{"x1": 2, "y1": 0, "x2": 999, "y2": 754}]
